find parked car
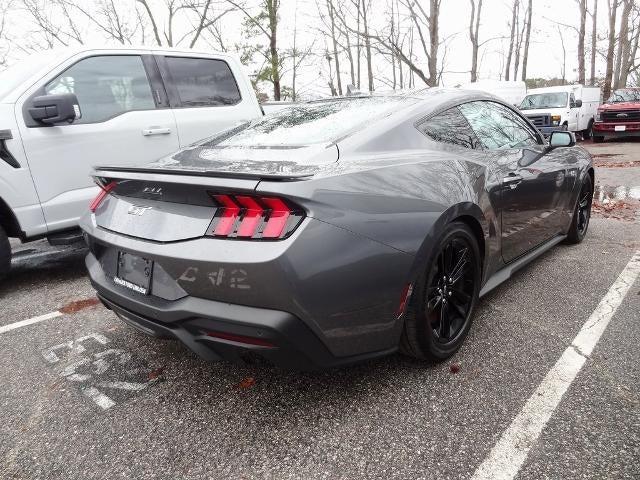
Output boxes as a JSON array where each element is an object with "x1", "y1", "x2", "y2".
[
  {"x1": 592, "y1": 88, "x2": 640, "y2": 143},
  {"x1": 519, "y1": 85, "x2": 601, "y2": 138},
  {"x1": 80, "y1": 90, "x2": 594, "y2": 370},
  {"x1": 0, "y1": 46, "x2": 263, "y2": 278}
]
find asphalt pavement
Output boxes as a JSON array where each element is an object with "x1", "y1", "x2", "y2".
[{"x1": 1, "y1": 140, "x2": 639, "y2": 479}]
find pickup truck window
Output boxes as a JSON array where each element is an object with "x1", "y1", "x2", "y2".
[
  {"x1": 164, "y1": 57, "x2": 241, "y2": 107},
  {"x1": 44, "y1": 55, "x2": 155, "y2": 124}
]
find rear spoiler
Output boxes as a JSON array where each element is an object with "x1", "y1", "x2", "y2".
[{"x1": 93, "y1": 166, "x2": 315, "y2": 182}]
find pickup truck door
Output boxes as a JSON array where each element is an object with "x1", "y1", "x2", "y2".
[
  {"x1": 155, "y1": 54, "x2": 262, "y2": 147},
  {"x1": 16, "y1": 54, "x2": 179, "y2": 233}
]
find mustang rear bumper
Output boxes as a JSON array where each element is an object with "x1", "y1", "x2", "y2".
[{"x1": 87, "y1": 252, "x2": 396, "y2": 370}]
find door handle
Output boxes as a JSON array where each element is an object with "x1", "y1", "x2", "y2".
[
  {"x1": 142, "y1": 127, "x2": 171, "y2": 136},
  {"x1": 503, "y1": 173, "x2": 523, "y2": 189}
]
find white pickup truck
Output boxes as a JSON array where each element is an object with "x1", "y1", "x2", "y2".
[{"x1": 0, "y1": 47, "x2": 264, "y2": 278}]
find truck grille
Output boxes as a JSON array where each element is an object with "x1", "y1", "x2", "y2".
[
  {"x1": 602, "y1": 110, "x2": 640, "y2": 122},
  {"x1": 525, "y1": 114, "x2": 550, "y2": 127}
]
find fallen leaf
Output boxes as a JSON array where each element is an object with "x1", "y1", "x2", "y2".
[
  {"x1": 450, "y1": 363, "x2": 461, "y2": 374},
  {"x1": 59, "y1": 297, "x2": 101, "y2": 314},
  {"x1": 148, "y1": 366, "x2": 165, "y2": 381},
  {"x1": 236, "y1": 377, "x2": 256, "y2": 389}
]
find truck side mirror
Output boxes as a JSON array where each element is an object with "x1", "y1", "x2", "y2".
[
  {"x1": 573, "y1": 99, "x2": 583, "y2": 108},
  {"x1": 28, "y1": 93, "x2": 81, "y2": 125}
]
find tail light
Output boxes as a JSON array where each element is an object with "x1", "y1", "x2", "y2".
[
  {"x1": 89, "y1": 181, "x2": 117, "y2": 213},
  {"x1": 206, "y1": 193, "x2": 304, "y2": 240}
]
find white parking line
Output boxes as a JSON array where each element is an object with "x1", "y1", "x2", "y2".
[
  {"x1": 0, "y1": 311, "x2": 63, "y2": 334},
  {"x1": 472, "y1": 250, "x2": 640, "y2": 480}
]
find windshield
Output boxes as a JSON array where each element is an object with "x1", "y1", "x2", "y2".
[
  {"x1": 519, "y1": 92, "x2": 568, "y2": 110},
  {"x1": 607, "y1": 89, "x2": 640, "y2": 103},
  {"x1": 201, "y1": 96, "x2": 419, "y2": 148}
]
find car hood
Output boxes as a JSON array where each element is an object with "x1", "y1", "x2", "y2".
[{"x1": 599, "y1": 101, "x2": 640, "y2": 111}]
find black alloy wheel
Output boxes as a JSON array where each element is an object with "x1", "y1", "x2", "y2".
[
  {"x1": 425, "y1": 238, "x2": 476, "y2": 345},
  {"x1": 566, "y1": 175, "x2": 593, "y2": 244},
  {"x1": 400, "y1": 222, "x2": 481, "y2": 361},
  {"x1": 577, "y1": 183, "x2": 592, "y2": 236}
]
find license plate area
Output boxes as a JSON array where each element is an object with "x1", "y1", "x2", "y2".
[
  {"x1": 615, "y1": 125, "x2": 626, "y2": 132},
  {"x1": 114, "y1": 252, "x2": 153, "y2": 295}
]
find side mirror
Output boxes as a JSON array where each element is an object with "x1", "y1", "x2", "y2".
[
  {"x1": 28, "y1": 93, "x2": 80, "y2": 125},
  {"x1": 549, "y1": 131, "x2": 576, "y2": 149},
  {"x1": 573, "y1": 99, "x2": 583, "y2": 108}
]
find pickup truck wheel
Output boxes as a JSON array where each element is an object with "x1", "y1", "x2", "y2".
[{"x1": 0, "y1": 225, "x2": 11, "y2": 281}]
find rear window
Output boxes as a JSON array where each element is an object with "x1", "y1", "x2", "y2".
[
  {"x1": 202, "y1": 96, "x2": 418, "y2": 147},
  {"x1": 165, "y1": 56, "x2": 241, "y2": 107}
]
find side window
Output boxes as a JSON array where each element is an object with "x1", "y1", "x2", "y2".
[
  {"x1": 44, "y1": 56, "x2": 155, "y2": 124},
  {"x1": 459, "y1": 101, "x2": 539, "y2": 150},
  {"x1": 569, "y1": 93, "x2": 576, "y2": 108},
  {"x1": 418, "y1": 107, "x2": 482, "y2": 149},
  {"x1": 164, "y1": 57, "x2": 241, "y2": 107}
]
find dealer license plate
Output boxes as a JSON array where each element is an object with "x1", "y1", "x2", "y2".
[{"x1": 114, "y1": 252, "x2": 153, "y2": 295}]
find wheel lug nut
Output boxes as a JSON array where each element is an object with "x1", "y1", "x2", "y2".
[{"x1": 448, "y1": 291, "x2": 452, "y2": 296}]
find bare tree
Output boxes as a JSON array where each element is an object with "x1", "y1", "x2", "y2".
[
  {"x1": 325, "y1": 0, "x2": 343, "y2": 95},
  {"x1": 520, "y1": 0, "x2": 532, "y2": 80},
  {"x1": 361, "y1": 0, "x2": 373, "y2": 91},
  {"x1": 590, "y1": 0, "x2": 598, "y2": 85},
  {"x1": 468, "y1": 0, "x2": 483, "y2": 82},
  {"x1": 616, "y1": 0, "x2": 640, "y2": 88},
  {"x1": 577, "y1": 0, "x2": 587, "y2": 84},
  {"x1": 557, "y1": 25, "x2": 567, "y2": 84},
  {"x1": 613, "y1": 0, "x2": 633, "y2": 88},
  {"x1": 136, "y1": 0, "x2": 162, "y2": 46},
  {"x1": 603, "y1": 0, "x2": 619, "y2": 99},
  {"x1": 504, "y1": 0, "x2": 519, "y2": 81}
]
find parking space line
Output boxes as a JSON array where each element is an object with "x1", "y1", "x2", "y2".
[
  {"x1": 0, "y1": 311, "x2": 63, "y2": 334},
  {"x1": 472, "y1": 250, "x2": 640, "y2": 480}
]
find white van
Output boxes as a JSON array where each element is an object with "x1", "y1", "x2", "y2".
[
  {"x1": 459, "y1": 80, "x2": 527, "y2": 107},
  {"x1": 0, "y1": 47, "x2": 263, "y2": 277},
  {"x1": 519, "y1": 85, "x2": 601, "y2": 138}
]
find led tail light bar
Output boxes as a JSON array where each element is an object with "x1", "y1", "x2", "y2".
[
  {"x1": 89, "y1": 181, "x2": 117, "y2": 213},
  {"x1": 207, "y1": 193, "x2": 304, "y2": 240}
]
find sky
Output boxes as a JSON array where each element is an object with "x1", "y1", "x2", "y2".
[{"x1": 0, "y1": 0, "x2": 619, "y2": 99}]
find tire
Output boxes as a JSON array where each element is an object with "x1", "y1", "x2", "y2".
[
  {"x1": 0, "y1": 225, "x2": 11, "y2": 281},
  {"x1": 593, "y1": 136, "x2": 605, "y2": 143},
  {"x1": 565, "y1": 175, "x2": 593, "y2": 244},
  {"x1": 400, "y1": 222, "x2": 481, "y2": 361},
  {"x1": 582, "y1": 120, "x2": 593, "y2": 140}
]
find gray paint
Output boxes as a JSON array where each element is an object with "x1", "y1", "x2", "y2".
[{"x1": 81, "y1": 89, "x2": 593, "y2": 361}]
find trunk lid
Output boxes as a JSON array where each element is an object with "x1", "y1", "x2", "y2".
[{"x1": 92, "y1": 143, "x2": 335, "y2": 242}]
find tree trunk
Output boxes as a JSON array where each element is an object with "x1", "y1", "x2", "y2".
[
  {"x1": 469, "y1": 0, "x2": 483, "y2": 82},
  {"x1": 521, "y1": 0, "x2": 532, "y2": 80},
  {"x1": 590, "y1": 0, "x2": 597, "y2": 85},
  {"x1": 327, "y1": 0, "x2": 342, "y2": 95},
  {"x1": 504, "y1": 0, "x2": 519, "y2": 81},
  {"x1": 577, "y1": 0, "x2": 587, "y2": 84},
  {"x1": 427, "y1": 0, "x2": 440, "y2": 86},
  {"x1": 614, "y1": 0, "x2": 632, "y2": 89},
  {"x1": 362, "y1": 0, "x2": 373, "y2": 91},
  {"x1": 268, "y1": 0, "x2": 281, "y2": 101},
  {"x1": 603, "y1": 0, "x2": 619, "y2": 99}
]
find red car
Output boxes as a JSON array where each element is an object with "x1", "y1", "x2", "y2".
[{"x1": 593, "y1": 88, "x2": 640, "y2": 142}]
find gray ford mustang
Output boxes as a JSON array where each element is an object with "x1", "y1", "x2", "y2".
[{"x1": 81, "y1": 89, "x2": 594, "y2": 370}]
